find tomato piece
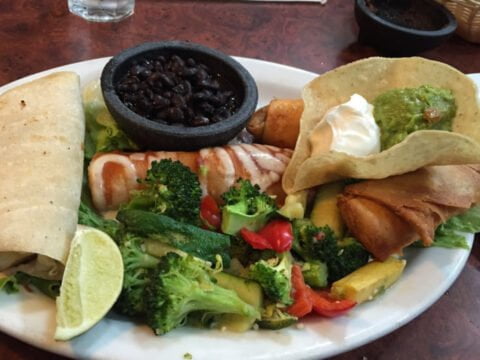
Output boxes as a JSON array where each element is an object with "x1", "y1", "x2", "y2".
[
  {"x1": 239, "y1": 228, "x2": 272, "y2": 250},
  {"x1": 258, "y1": 220, "x2": 294, "y2": 253},
  {"x1": 200, "y1": 195, "x2": 221, "y2": 230},
  {"x1": 287, "y1": 264, "x2": 313, "y2": 317},
  {"x1": 287, "y1": 266, "x2": 356, "y2": 318},
  {"x1": 309, "y1": 290, "x2": 356, "y2": 317},
  {"x1": 287, "y1": 293, "x2": 312, "y2": 318}
]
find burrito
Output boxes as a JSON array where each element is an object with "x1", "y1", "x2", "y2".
[
  {"x1": 337, "y1": 165, "x2": 480, "y2": 260},
  {"x1": 0, "y1": 72, "x2": 85, "y2": 279}
]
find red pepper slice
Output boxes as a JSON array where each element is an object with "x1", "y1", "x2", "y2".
[
  {"x1": 239, "y1": 228, "x2": 272, "y2": 250},
  {"x1": 287, "y1": 264, "x2": 313, "y2": 317},
  {"x1": 287, "y1": 265, "x2": 356, "y2": 318},
  {"x1": 258, "y1": 220, "x2": 293, "y2": 253},
  {"x1": 200, "y1": 195, "x2": 221, "y2": 230},
  {"x1": 309, "y1": 290, "x2": 356, "y2": 318}
]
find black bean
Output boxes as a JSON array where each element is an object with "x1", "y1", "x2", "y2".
[
  {"x1": 152, "y1": 95, "x2": 170, "y2": 109},
  {"x1": 183, "y1": 67, "x2": 197, "y2": 77},
  {"x1": 147, "y1": 77, "x2": 156, "y2": 87},
  {"x1": 131, "y1": 65, "x2": 145, "y2": 76},
  {"x1": 123, "y1": 77, "x2": 137, "y2": 85},
  {"x1": 156, "y1": 109, "x2": 170, "y2": 120},
  {"x1": 191, "y1": 116, "x2": 210, "y2": 126},
  {"x1": 213, "y1": 107, "x2": 231, "y2": 122},
  {"x1": 117, "y1": 84, "x2": 129, "y2": 92},
  {"x1": 183, "y1": 80, "x2": 192, "y2": 95},
  {"x1": 167, "y1": 107, "x2": 184, "y2": 122},
  {"x1": 152, "y1": 80, "x2": 164, "y2": 92},
  {"x1": 139, "y1": 98, "x2": 152, "y2": 111},
  {"x1": 139, "y1": 69, "x2": 152, "y2": 80},
  {"x1": 207, "y1": 95, "x2": 224, "y2": 106},
  {"x1": 171, "y1": 94, "x2": 186, "y2": 109},
  {"x1": 185, "y1": 107, "x2": 195, "y2": 120},
  {"x1": 172, "y1": 83, "x2": 186, "y2": 95},
  {"x1": 195, "y1": 68, "x2": 208, "y2": 82},
  {"x1": 208, "y1": 80, "x2": 220, "y2": 90},
  {"x1": 159, "y1": 73, "x2": 175, "y2": 88},
  {"x1": 143, "y1": 60, "x2": 153, "y2": 70},
  {"x1": 192, "y1": 90, "x2": 212, "y2": 102},
  {"x1": 186, "y1": 58, "x2": 196, "y2": 67},
  {"x1": 196, "y1": 79, "x2": 210, "y2": 89},
  {"x1": 198, "y1": 102, "x2": 215, "y2": 116},
  {"x1": 145, "y1": 89, "x2": 154, "y2": 99},
  {"x1": 122, "y1": 93, "x2": 135, "y2": 103},
  {"x1": 171, "y1": 55, "x2": 185, "y2": 67}
]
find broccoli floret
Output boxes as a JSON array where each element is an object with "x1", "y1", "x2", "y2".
[
  {"x1": 78, "y1": 200, "x2": 121, "y2": 240},
  {"x1": 228, "y1": 236, "x2": 276, "y2": 268},
  {"x1": 123, "y1": 159, "x2": 202, "y2": 225},
  {"x1": 248, "y1": 252, "x2": 293, "y2": 305},
  {"x1": 115, "y1": 233, "x2": 160, "y2": 317},
  {"x1": 221, "y1": 179, "x2": 277, "y2": 235},
  {"x1": 145, "y1": 253, "x2": 260, "y2": 335},
  {"x1": 292, "y1": 219, "x2": 370, "y2": 283},
  {"x1": 257, "y1": 303, "x2": 298, "y2": 330},
  {"x1": 301, "y1": 261, "x2": 328, "y2": 288},
  {"x1": 329, "y1": 237, "x2": 371, "y2": 282}
]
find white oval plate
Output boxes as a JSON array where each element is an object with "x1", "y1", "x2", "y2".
[{"x1": 0, "y1": 57, "x2": 476, "y2": 360}]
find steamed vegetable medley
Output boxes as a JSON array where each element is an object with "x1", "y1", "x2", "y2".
[
  {"x1": 76, "y1": 158, "x2": 390, "y2": 335},
  {"x1": 75, "y1": 103, "x2": 480, "y2": 335}
]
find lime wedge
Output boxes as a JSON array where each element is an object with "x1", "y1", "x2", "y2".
[{"x1": 54, "y1": 225, "x2": 123, "y2": 341}]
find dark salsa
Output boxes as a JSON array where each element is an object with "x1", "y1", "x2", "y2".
[{"x1": 116, "y1": 54, "x2": 239, "y2": 127}]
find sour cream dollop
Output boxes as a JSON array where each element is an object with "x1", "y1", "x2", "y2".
[{"x1": 309, "y1": 94, "x2": 381, "y2": 157}]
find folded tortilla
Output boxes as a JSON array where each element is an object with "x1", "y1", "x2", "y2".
[
  {"x1": 283, "y1": 57, "x2": 480, "y2": 194},
  {"x1": 337, "y1": 165, "x2": 480, "y2": 260},
  {"x1": 0, "y1": 72, "x2": 85, "y2": 278}
]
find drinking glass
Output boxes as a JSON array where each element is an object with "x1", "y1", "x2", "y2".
[{"x1": 68, "y1": 0, "x2": 135, "y2": 22}]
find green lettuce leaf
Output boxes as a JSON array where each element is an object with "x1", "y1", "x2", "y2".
[
  {"x1": 442, "y1": 205, "x2": 480, "y2": 233},
  {"x1": 413, "y1": 205, "x2": 480, "y2": 250},
  {"x1": 83, "y1": 80, "x2": 138, "y2": 159},
  {"x1": 0, "y1": 272, "x2": 61, "y2": 298},
  {"x1": 0, "y1": 275, "x2": 19, "y2": 294},
  {"x1": 14, "y1": 272, "x2": 61, "y2": 299}
]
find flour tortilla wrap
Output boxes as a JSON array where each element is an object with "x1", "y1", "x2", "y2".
[
  {"x1": 283, "y1": 57, "x2": 480, "y2": 194},
  {"x1": 0, "y1": 72, "x2": 85, "y2": 279}
]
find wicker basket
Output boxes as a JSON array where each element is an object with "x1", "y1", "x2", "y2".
[{"x1": 436, "y1": 0, "x2": 480, "y2": 43}]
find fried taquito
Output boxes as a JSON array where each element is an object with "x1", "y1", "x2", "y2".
[
  {"x1": 338, "y1": 165, "x2": 480, "y2": 260},
  {"x1": 247, "y1": 99, "x2": 303, "y2": 149}
]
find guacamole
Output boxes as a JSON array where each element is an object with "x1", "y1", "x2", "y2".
[{"x1": 373, "y1": 85, "x2": 457, "y2": 150}]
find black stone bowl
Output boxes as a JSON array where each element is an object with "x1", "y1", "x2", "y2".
[
  {"x1": 355, "y1": 0, "x2": 457, "y2": 55},
  {"x1": 101, "y1": 41, "x2": 258, "y2": 151}
]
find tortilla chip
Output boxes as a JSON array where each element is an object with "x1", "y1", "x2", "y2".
[{"x1": 283, "y1": 57, "x2": 480, "y2": 193}]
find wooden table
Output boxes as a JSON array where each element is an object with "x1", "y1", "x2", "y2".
[{"x1": 0, "y1": 1, "x2": 479, "y2": 359}]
